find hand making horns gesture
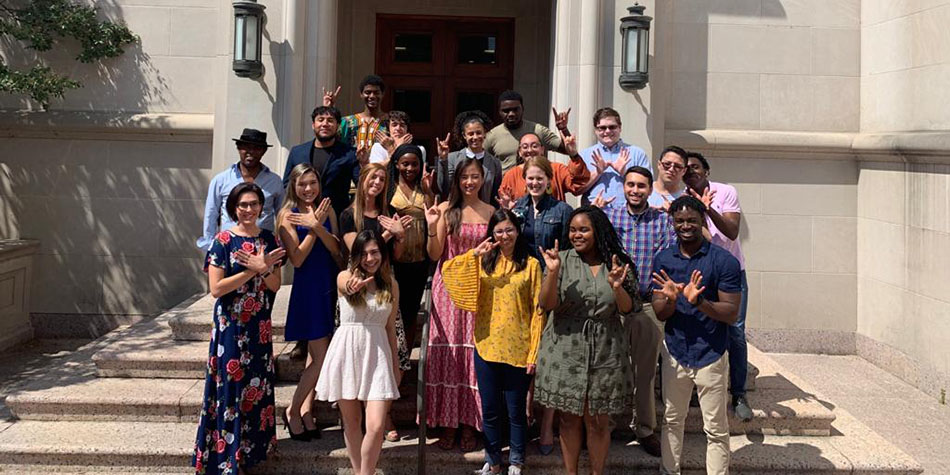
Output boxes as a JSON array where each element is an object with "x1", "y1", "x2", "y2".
[
  {"x1": 322, "y1": 85, "x2": 341, "y2": 107},
  {"x1": 344, "y1": 273, "x2": 375, "y2": 296},
  {"x1": 437, "y1": 133, "x2": 451, "y2": 160},
  {"x1": 539, "y1": 240, "x2": 561, "y2": 273},
  {"x1": 606, "y1": 255, "x2": 630, "y2": 290},
  {"x1": 472, "y1": 237, "x2": 500, "y2": 257}
]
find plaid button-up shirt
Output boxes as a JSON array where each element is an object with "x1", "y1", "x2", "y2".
[{"x1": 605, "y1": 205, "x2": 677, "y2": 297}]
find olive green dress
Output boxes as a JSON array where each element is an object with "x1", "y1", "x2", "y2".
[{"x1": 535, "y1": 249, "x2": 635, "y2": 416}]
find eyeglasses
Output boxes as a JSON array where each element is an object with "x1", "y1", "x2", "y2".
[
  {"x1": 595, "y1": 125, "x2": 619, "y2": 132},
  {"x1": 492, "y1": 227, "x2": 518, "y2": 237},
  {"x1": 659, "y1": 161, "x2": 686, "y2": 172},
  {"x1": 236, "y1": 201, "x2": 262, "y2": 209}
]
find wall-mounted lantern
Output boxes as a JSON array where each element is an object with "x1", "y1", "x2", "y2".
[
  {"x1": 619, "y1": 3, "x2": 652, "y2": 91},
  {"x1": 232, "y1": 1, "x2": 266, "y2": 78}
]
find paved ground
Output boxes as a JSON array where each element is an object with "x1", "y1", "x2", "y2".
[{"x1": 769, "y1": 352, "x2": 950, "y2": 474}]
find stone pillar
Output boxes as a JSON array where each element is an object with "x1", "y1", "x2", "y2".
[
  {"x1": 551, "y1": 0, "x2": 666, "y2": 162},
  {"x1": 0, "y1": 240, "x2": 38, "y2": 351}
]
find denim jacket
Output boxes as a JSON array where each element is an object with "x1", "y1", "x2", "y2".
[{"x1": 513, "y1": 194, "x2": 573, "y2": 269}]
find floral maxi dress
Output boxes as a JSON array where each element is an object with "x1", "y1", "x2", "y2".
[{"x1": 193, "y1": 230, "x2": 278, "y2": 475}]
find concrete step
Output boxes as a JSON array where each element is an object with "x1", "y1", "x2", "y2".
[
  {"x1": 6, "y1": 372, "x2": 820, "y2": 434},
  {"x1": 0, "y1": 415, "x2": 921, "y2": 474}
]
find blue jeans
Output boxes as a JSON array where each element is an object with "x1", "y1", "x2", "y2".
[
  {"x1": 473, "y1": 349, "x2": 531, "y2": 467},
  {"x1": 729, "y1": 270, "x2": 749, "y2": 399}
]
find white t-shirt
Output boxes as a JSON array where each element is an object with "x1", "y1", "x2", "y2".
[{"x1": 369, "y1": 143, "x2": 427, "y2": 164}]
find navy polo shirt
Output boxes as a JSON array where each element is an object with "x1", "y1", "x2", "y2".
[{"x1": 653, "y1": 239, "x2": 742, "y2": 368}]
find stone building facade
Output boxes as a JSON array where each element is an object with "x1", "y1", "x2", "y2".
[{"x1": 0, "y1": 0, "x2": 948, "y2": 399}]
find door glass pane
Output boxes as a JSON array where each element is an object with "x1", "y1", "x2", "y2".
[
  {"x1": 393, "y1": 89, "x2": 432, "y2": 123},
  {"x1": 394, "y1": 33, "x2": 432, "y2": 62},
  {"x1": 458, "y1": 35, "x2": 497, "y2": 64},
  {"x1": 456, "y1": 91, "x2": 496, "y2": 119}
]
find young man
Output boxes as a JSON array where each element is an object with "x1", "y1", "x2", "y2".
[
  {"x1": 596, "y1": 167, "x2": 676, "y2": 457},
  {"x1": 652, "y1": 195, "x2": 742, "y2": 475},
  {"x1": 578, "y1": 107, "x2": 651, "y2": 207},
  {"x1": 368, "y1": 110, "x2": 425, "y2": 165},
  {"x1": 683, "y1": 151, "x2": 752, "y2": 422},
  {"x1": 497, "y1": 132, "x2": 589, "y2": 203},
  {"x1": 338, "y1": 74, "x2": 388, "y2": 151},
  {"x1": 284, "y1": 106, "x2": 365, "y2": 220},
  {"x1": 648, "y1": 146, "x2": 689, "y2": 209},
  {"x1": 484, "y1": 90, "x2": 570, "y2": 172},
  {"x1": 197, "y1": 128, "x2": 283, "y2": 250}
]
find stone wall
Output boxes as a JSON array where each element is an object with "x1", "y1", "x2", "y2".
[{"x1": 854, "y1": 0, "x2": 950, "y2": 400}]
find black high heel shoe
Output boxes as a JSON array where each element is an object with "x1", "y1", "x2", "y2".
[{"x1": 281, "y1": 409, "x2": 311, "y2": 441}]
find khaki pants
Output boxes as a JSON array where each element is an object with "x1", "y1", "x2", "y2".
[
  {"x1": 622, "y1": 303, "x2": 663, "y2": 438},
  {"x1": 660, "y1": 341, "x2": 730, "y2": 475}
]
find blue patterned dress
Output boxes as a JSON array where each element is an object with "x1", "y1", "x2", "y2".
[{"x1": 193, "y1": 230, "x2": 278, "y2": 475}]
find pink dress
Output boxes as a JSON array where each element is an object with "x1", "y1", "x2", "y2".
[{"x1": 425, "y1": 222, "x2": 487, "y2": 430}]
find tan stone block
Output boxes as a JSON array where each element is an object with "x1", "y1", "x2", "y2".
[
  {"x1": 857, "y1": 162, "x2": 907, "y2": 224},
  {"x1": 729, "y1": 182, "x2": 762, "y2": 214},
  {"x1": 861, "y1": 16, "x2": 914, "y2": 75},
  {"x1": 100, "y1": 256, "x2": 204, "y2": 315},
  {"x1": 910, "y1": 3, "x2": 950, "y2": 68},
  {"x1": 812, "y1": 76, "x2": 860, "y2": 132},
  {"x1": 168, "y1": 8, "x2": 218, "y2": 57},
  {"x1": 913, "y1": 292, "x2": 950, "y2": 376},
  {"x1": 672, "y1": 0, "x2": 763, "y2": 25},
  {"x1": 860, "y1": 71, "x2": 914, "y2": 132},
  {"x1": 762, "y1": 0, "x2": 860, "y2": 28},
  {"x1": 856, "y1": 276, "x2": 914, "y2": 355},
  {"x1": 670, "y1": 24, "x2": 709, "y2": 73},
  {"x1": 760, "y1": 184, "x2": 857, "y2": 217},
  {"x1": 811, "y1": 28, "x2": 861, "y2": 77},
  {"x1": 905, "y1": 163, "x2": 950, "y2": 233},
  {"x1": 707, "y1": 24, "x2": 811, "y2": 74},
  {"x1": 741, "y1": 214, "x2": 812, "y2": 273},
  {"x1": 744, "y1": 270, "x2": 762, "y2": 327},
  {"x1": 759, "y1": 272, "x2": 856, "y2": 331},
  {"x1": 30, "y1": 254, "x2": 103, "y2": 314},
  {"x1": 117, "y1": 6, "x2": 171, "y2": 57},
  {"x1": 911, "y1": 63, "x2": 950, "y2": 131},
  {"x1": 759, "y1": 74, "x2": 815, "y2": 131},
  {"x1": 906, "y1": 227, "x2": 950, "y2": 303},
  {"x1": 666, "y1": 72, "x2": 706, "y2": 129},
  {"x1": 857, "y1": 218, "x2": 906, "y2": 287},
  {"x1": 146, "y1": 56, "x2": 216, "y2": 114},
  {"x1": 812, "y1": 216, "x2": 857, "y2": 273},
  {"x1": 705, "y1": 72, "x2": 760, "y2": 129}
]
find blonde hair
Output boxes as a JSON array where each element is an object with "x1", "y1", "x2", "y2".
[
  {"x1": 277, "y1": 163, "x2": 320, "y2": 230},
  {"x1": 350, "y1": 163, "x2": 389, "y2": 233}
]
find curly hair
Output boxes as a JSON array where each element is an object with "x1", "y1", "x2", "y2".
[
  {"x1": 669, "y1": 195, "x2": 706, "y2": 217},
  {"x1": 453, "y1": 110, "x2": 493, "y2": 149},
  {"x1": 566, "y1": 206, "x2": 640, "y2": 305}
]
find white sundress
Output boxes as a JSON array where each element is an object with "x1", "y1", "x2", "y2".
[{"x1": 315, "y1": 291, "x2": 400, "y2": 402}]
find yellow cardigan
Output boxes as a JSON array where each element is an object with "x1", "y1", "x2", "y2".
[{"x1": 442, "y1": 249, "x2": 545, "y2": 367}]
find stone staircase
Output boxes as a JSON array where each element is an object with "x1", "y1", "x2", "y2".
[{"x1": 0, "y1": 287, "x2": 923, "y2": 474}]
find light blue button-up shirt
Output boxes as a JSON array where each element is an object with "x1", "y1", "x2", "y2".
[
  {"x1": 196, "y1": 163, "x2": 284, "y2": 250},
  {"x1": 578, "y1": 140, "x2": 651, "y2": 207}
]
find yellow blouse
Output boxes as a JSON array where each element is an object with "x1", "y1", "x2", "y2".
[
  {"x1": 442, "y1": 249, "x2": 545, "y2": 367},
  {"x1": 390, "y1": 186, "x2": 427, "y2": 263}
]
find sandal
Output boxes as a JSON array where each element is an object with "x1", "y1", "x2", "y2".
[
  {"x1": 437, "y1": 427, "x2": 457, "y2": 450},
  {"x1": 459, "y1": 426, "x2": 478, "y2": 452},
  {"x1": 385, "y1": 429, "x2": 400, "y2": 442}
]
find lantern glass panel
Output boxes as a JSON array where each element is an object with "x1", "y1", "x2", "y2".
[
  {"x1": 234, "y1": 15, "x2": 246, "y2": 61},
  {"x1": 638, "y1": 28, "x2": 650, "y2": 74},
  {"x1": 244, "y1": 15, "x2": 259, "y2": 61},
  {"x1": 624, "y1": 27, "x2": 639, "y2": 73}
]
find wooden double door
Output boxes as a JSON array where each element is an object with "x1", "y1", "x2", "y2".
[{"x1": 375, "y1": 14, "x2": 515, "y2": 160}]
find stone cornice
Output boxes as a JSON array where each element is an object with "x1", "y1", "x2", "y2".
[
  {"x1": 0, "y1": 111, "x2": 213, "y2": 143},
  {"x1": 666, "y1": 128, "x2": 950, "y2": 163}
]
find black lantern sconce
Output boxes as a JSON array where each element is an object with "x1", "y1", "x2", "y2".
[
  {"x1": 619, "y1": 3, "x2": 652, "y2": 91},
  {"x1": 232, "y1": 1, "x2": 266, "y2": 78}
]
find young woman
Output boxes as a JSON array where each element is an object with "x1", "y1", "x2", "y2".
[
  {"x1": 193, "y1": 183, "x2": 285, "y2": 475},
  {"x1": 441, "y1": 208, "x2": 545, "y2": 475},
  {"x1": 386, "y1": 143, "x2": 435, "y2": 350},
  {"x1": 339, "y1": 162, "x2": 412, "y2": 440},
  {"x1": 424, "y1": 157, "x2": 495, "y2": 452},
  {"x1": 536, "y1": 206, "x2": 639, "y2": 475},
  {"x1": 510, "y1": 155, "x2": 572, "y2": 455},
  {"x1": 277, "y1": 163, "x2": 341, "y2": 441},
  {"x1": 434, "y1": 110, "x2": 502, "y2": 205},
  {"x1": 315, "y1": 230, "x2": 400, "y2": 475}
]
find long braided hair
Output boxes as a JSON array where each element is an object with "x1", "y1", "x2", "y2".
[{"x1": 566, "y1": 206, "x2": 640, "y2": 305}]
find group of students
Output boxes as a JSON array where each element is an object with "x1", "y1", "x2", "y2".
[{"x1": 192, "y1": 75, "x2": 749, "y2": 475}]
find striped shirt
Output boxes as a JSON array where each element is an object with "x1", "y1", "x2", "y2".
[{"x1": 605, "y1": 206, "x2": 677, "y2": 297}]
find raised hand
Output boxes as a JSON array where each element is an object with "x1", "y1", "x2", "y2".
[
  {"x1": 539, "y1": 240, "x2": 561, "y2": 273},
  {"x1": 424, "y1": 204, "x2": 442, "y2": 227},
  {"x1": 286, "y1": 210, "x2": 318, "y2": 230},
  {"x1": 379, "y1": 213, "x2": 406, "y2": 238},
  {"x1": 356, "y1": 144, "x2": 371, "y2": 166},
  {"x1": 235, "y1": 245, "x2": 284, "y2": 274},
  {"x1": 421, "y1": 164, "x2": 435, "y2": 196},
  {"x1": 313, "y1": 198, "x2": 332, "y2": 227},
  {"x1": 606, "y1": 255, "x2": 629, "y2": 290},
  {"x1": 552, "y1": 106, "x2": 571, "y2": 132},
  {"x1": 682, "y1": 269, "x2": 706, "y2": 305},
  {"x1": 653, "y1": 194, "x2": 672, "y2": 212},
  {"x1": 374, "y1": 129, "x2": 394, "y2": 151},
  {"x1": 591, "y1": 149, "x2": 608, "y2": 174},
  {"x1": 393, "y1": 133, "x2": 414, "y2": 148},
  {"x1": 322, "y1": 85, "x2": 341, "y2": 107},
  {"x1": 472, "y1": 237, "x2": 500, "y2": 257},
  {"x1": 497, "y1": 187, "x2": 515, "y2": 209},
  {"x1": 610, "y1": 147, "x2": 630, "y2": 175},
  {"x1": 345, "y1": 274, "x2": 375, "y2": 296},
  {"x1": 437, "y1": 133, "x2": 451, "y2": 161},
  {"x1": 689, "y1": 186, "x2": 716, "y2": 209},
  {"x1": 560, "y1": 129, "x2": 578, "y2": 157},
  {"x1": 591, "y1": 190, "x2": 616, "y2": 209},
  {"x1": 651, "y1": 269, "x2": 684, "y2": 302},
  {"x1": 398, "y1": 214, "x2": 413, "y2": 230}
]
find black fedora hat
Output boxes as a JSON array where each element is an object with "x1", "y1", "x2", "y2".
[{"x1": 232, "y1": 128, "x2": 273, "y2": 148}]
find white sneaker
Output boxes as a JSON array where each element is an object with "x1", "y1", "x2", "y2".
[
  {"x1": 480, "y1": 462, "x2": 494, "y2": 475},
  {"x1": 507, "y1": 465, "x2": 523, "y2": 475}
]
